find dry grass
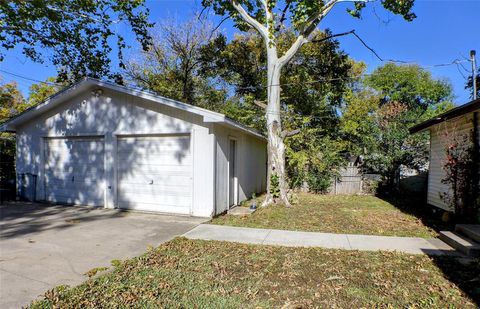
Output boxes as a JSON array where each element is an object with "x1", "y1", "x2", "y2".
[
  {"x1": 211, "y1": 193, "x2": 438, "y2": 238},
  {"x1": 30, "y1": 238, "x2": 479, "y2": 308}
]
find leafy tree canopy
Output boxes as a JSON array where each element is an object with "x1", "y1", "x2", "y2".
[
  {"x1": 202, "y1": 0, "x2": 415, "y2": 36},
  {"x1": 341, "y1": 63, "x2": 454, "y2": 186},
  {"x1": 27, "y1": 77, "x2": 64, "y2": 106},
  {"x1": 0, "y1": 0, "x2": 153, "y2": 83},
  {"x1": 0, "y1": 80, "x2": 27, "y2": 124},
  {"x1": 364, "y1": 63, "x2": 453, "y2": 109}
]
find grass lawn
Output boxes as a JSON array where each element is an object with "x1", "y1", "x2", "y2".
[
  {"x1": 30, "y1": 238, "x2": 479, "y2": 308},
  {"x1": 211, "y1": 193, "x2": 438, "y2": 238}
]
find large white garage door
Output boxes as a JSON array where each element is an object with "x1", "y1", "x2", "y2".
[
  {"x1": 44, "y1": 137, "x2": 105, "y2": 206},
  {"x1": 116, "y1": 135, "x2": 192, "y2": 214}
]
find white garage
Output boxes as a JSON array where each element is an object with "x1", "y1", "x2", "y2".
[{"x1": 1, "y1": 78, "x2": 267, "y2": 217}]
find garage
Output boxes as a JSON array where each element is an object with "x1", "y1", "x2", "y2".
[
  {"x1": 44, "y1": 137, "x2": 105, "y2": 206},
  {"x1": 2, "y1": 78, "x2": 267, "y2": 217},
  {"x1": 116, "y1": 135, "x2": 192, "y2": 214}
]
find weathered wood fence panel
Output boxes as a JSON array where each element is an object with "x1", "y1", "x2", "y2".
[{"x1": 330, "y1": 164, "x2": 363, "y2": 195}]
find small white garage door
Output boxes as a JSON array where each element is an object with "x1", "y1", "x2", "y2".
[
  {"x1": 116, "y1": 135, "x2": 192, "y2": 214},
  {"x1": 44, "y1": 137, "x2": 105, "y2": 206}
]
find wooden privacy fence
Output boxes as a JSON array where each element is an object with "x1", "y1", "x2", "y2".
[{"x1": 330, "y1": 164, "x2": 363, "y2": 195}]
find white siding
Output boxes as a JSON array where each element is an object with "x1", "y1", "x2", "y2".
[
  {"x1": 214, "y1": 124, "x2": 267, "y2": 214},
  {"x1": 15, "y1": 87, "x2": 216, "y2": 217},
  {"x1": 428, "y1": 112, "x2": 476, "y2": 210}
]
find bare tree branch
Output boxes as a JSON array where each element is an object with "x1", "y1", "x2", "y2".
[
  {"x1": 351, "y1": 30, "x2": 384, "y2": 61},
  {"x1": 281, "y1": 129, "x2": 301, "y2": 138},
  {"x1": 209, "y1": 16, "x2": 230, "y2": 41},
  {"x1": 254, "y1": 100, "x2": 267, "y2": 109},
  {"x1": 279, "y1": 1, "x2": 370, "y2": 68},
  {"x1": 311, "y1": 29, "x2": 354, "y2": 43},
  {"x1": 275, "y1": 0, "x2": 292, "y2": 32}
]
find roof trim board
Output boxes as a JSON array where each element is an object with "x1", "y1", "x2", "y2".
[{"x1": 409, "y1": 98, "x2": 480, "y2": 134}]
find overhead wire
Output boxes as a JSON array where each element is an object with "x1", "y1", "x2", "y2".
[{"x1": 0, "y1": 29, "x2": 473, "y2": 93}]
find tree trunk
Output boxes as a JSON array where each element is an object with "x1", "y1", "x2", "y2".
[{"x1": 262, "y1": 49, "x2": 291, "y2": 207}]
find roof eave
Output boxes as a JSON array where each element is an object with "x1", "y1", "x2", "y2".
[
  {"x1": 409, "y1": 98, "x2": 480, "y2": 134},
  {"x1": 0, "y1": 78, "x2": 266, "y2": 139}
]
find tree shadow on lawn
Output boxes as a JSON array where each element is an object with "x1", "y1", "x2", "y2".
[
  {"x1": 380, "y1": 193, "x2": 480, "y2": 305},
  {"x1": 422, "y1": 252, "x2": 480, "y2": 306},
  {"x1": 377, "y1": 193, "x2": 455, "y2": 235}
]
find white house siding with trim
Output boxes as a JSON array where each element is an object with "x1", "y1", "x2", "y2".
[
  {"x1": 214, "y1": 124, "x2": 267, "y2": 214},
  {"x1": 14, "y1": 87, "x2": 221, "y2": 217},
  {"x1": 427, "y1": 113, "x2": 475, "y2": 210}
]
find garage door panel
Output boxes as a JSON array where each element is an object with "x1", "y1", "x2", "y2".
[
  {"x1": 118, "y1": 184, "x2": 191, "y2": 194},
  {"x1": 44, "y1": 181, "x2": 104, "y2": 191},
  {"x1": 118, "y1": 202, "x2": 190, "y2": 214},
  {"x1": 44, "y1": 138, "x2": 105, "y2": 207},
  {"x1": 118, "y1": 193, "x2": 191, "y2": 206},
  {"x1": 46, "y1": 171, "x2": 104, "y2": 181},
  {"x1": 117, "y1": 135, "x2": 192, "y2": 213},
  {"x1": 117, "y1": 163, "x2": 191, "y2": 174},
  {"x1": 118, "y1": 136, "x2": 189, "y2": 150},
  {"x1": 118, "y1": 159, "x2": 191, "y2": 169},
  {"x1": 45, "y1": 192, "x2": 103, "y2": 205},
  {"x1": 118, "y1": 172, "x2": 191, "y2": 182}
]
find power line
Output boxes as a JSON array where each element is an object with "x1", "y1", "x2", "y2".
[
  {"x1": 0, "y1": 69, "x2": 61, "y2": 86},
  {"x1": 347, "y1": 30, "x2": 470, "y2": 69}
]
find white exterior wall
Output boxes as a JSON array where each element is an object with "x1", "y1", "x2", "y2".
[
  {"x1": 15, "y1": 87, "x2": 215, "y2": 217},
  {"x1": 214, "y1": 124, "x2": 267, "y2": 214},
  {"x1": 427, "y1": 112, "x2": 476, "y2": 211}
]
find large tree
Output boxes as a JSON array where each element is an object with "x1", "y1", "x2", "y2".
[
  {"x1": 126, "y1": 15, "x2": 226, "y2": 110},
  {"x1": 201, "y1": 30, "x2": 357, "y2": 192},
  {"x1": 202, "y1": 0, "x2": 417, "y2": 206},
  {"x1": 0, "y1": 0, "x2": 152, "y2": 83},
  {"x1": 340, "y1": 63, "x2": 454, "y2": 189}
]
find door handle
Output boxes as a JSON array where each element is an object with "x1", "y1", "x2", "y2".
[
  {"x1": 72, "y1": 176, "x2": 74, "y2": 182},
  {"x1": 149, "y1": 179, "x2": 153, "y2": 185}
]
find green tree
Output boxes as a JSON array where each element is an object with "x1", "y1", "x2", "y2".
[
  {"x1": 0, "y1": 0, "x2": 152, "y2": 83},
  {"x1": 201, "y1": 30, "x2": 359, "y2": 193},
  {"x1": 0, "y1": 80, "x2": 28, "y2": 183},
  {"x1": 341, "y1": 63, "x2": 454, "y2": 189},
  {"x1": 201, "y1": 0, "x2": 417, "y2": 206},
  {"x1": 28, "y1": 77, "x2": 64, "y2": 105},
  {"x1": 0, "y1": 80, "x2": 28, "y2": 124},
  {"x1": 126, "y1": 15, "x2": 226, "y2": 110}
]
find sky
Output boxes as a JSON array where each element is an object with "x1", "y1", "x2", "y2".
[{"x1": 1, "y1": 0, "x2": 479, "y2": 105}]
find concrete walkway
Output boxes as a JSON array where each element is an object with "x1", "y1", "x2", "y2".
[{"x1": 183, "y1": 224, "x2": 457, "y2": 256}]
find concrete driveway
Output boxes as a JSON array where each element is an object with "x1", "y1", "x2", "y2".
[{"x1": 0, "y1": 202, "x2": 204, "y2": 308}]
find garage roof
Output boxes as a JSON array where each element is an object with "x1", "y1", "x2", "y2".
[
  {"x1": 409, "y1": 98, "x2": 480, "y2": 134},
  {"x1": 0, "y1": 78, "x2": 266, "y2": 140}
]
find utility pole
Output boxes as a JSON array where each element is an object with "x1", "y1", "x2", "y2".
[{"x1": 471, "y1": 50, "x2": 477, "y2": 100}]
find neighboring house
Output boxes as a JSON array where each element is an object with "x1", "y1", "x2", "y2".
[
  {"x1": 410, "y1": 98, "x2": 479, "y2": 211},
  {"x1": 0, "y1": 78, "x2": 267, "y2": 217}
]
